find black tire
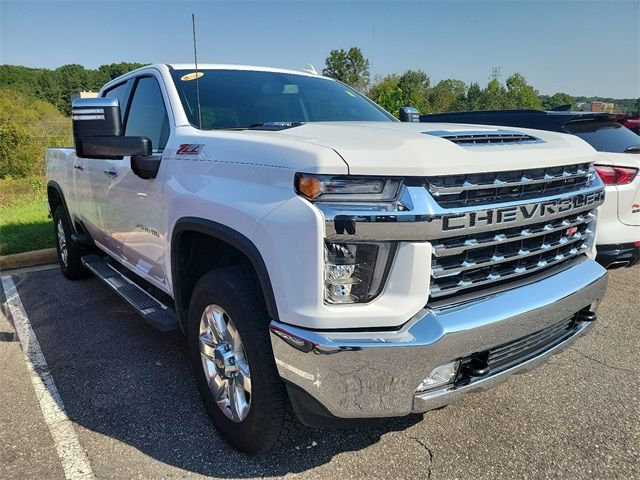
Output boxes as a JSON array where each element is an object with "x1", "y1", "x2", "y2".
[
  {"x1": 188, "y1": 266, "x2": 300, "y2": 453},
  {"x1": 52, "y1": 206, "x2": 89, "y2": 280}
]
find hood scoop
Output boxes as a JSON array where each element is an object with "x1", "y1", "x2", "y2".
[{"x1": 423, "y1": 129, "x2": 542, "y2": 146}]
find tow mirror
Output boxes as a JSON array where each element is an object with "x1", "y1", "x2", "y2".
[
  {"x1": 72, "y1": 98, "x2": 151, "y2": 160},
  {"x1": 399, "y1": 106, "x2": 420, "y2": 123}
]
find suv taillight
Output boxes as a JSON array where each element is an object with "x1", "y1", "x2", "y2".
[{"x1": 595, "y1": 165, "x2": 638, "y2": 185}]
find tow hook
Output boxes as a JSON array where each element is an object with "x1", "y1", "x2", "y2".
[{"x1": 576, "y1": 308, "x2": 597, "y2": 322}]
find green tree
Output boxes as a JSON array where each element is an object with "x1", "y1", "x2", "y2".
[
  {"x1": 541, "y1": 92, "x2": 575, "y2": 110},
  {"x1": 397, "y1": 70, "x2": 430, "y2": 113},
  {"x1": 504, "y1": 73, "x2": 541, "y2": 109},
  {"x1": 430, "y1": 79, "x2": 467, "y2": 113},
  {"x1": 480, "y1": 78, "x2": 508, "y2": 110},
  {"x1": 0, "y1": 89, "x2": 72, "y2": 178},
  {"x1": 323, "y1": 47, "x2": 370, "y2": 92},
  {"x1": 368, "y1": 74, "x2": 403, "y2": 115}
]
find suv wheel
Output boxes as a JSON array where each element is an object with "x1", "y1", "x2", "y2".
[{"x1": 188, "y1": 267, "x2": 300, "y2": 453}]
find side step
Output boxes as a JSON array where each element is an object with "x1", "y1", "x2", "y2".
[{"x1": 81, "y1": 254, "x2": 178, "y2": 332}]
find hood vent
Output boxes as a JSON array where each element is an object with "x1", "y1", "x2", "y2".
[{"x1": 423, "y1": 129, "x2": 542, "y2": 146}]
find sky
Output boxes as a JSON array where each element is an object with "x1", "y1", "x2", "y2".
[{"x1": 1, "y1": 0, "x2": 639, "y2": 98}]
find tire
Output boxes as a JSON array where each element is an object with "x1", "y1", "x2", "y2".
[
  {"x1": 52, "y1": 206, "x2": 88, "y2": 280},
  {"x1": 188, "y1": 266, "x2": 300, "y2": 453}
]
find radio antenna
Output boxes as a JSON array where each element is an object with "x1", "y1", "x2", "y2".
[{"x1": 192, "y1": 13, "x2": 202, "y2": 129}]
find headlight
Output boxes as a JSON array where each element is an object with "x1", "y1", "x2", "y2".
[
  {"x1": 296, "y1": 174, "x2": 401, "y2": 202},
  {"x1": 324, "y1": 242, "x2": 394, "y2": 304}
]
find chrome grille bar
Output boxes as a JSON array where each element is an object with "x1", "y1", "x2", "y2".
[
  {"x1": 432, "y1": 212, "x2": 595, "y2": 258},
  {"x1": 428, "y1": 168, "x2": 594, "y2": 196},
  {"x1": 426, "y1": 163, "x2": 595, "y2": 208},
  {"x1": 432, "y1": 233, "x2": 590, "y2": 278},
  {"x1": 429, "y1": 209, "x2": 596, "y2": 299}
]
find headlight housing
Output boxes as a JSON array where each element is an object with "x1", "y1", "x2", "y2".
[
  {"x1": 296, "y1": 174, "x2": 402, "y2": 202},
  {"x1": 324, "y1": 242, "x2": 394, "y2": 304}
]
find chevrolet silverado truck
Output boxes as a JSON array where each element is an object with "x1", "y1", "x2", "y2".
[{"x1": 46, "y1": 64, "x2": 608, "y2": 453}]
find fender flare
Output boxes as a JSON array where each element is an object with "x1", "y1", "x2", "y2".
[
  {"x1": 47, "y1": 180, "x2": 78, "y2": 233},
  {"x1": 171, "y1": 217, "x2": 280, "y2": 327}
]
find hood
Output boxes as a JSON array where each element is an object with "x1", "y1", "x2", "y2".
[{"x1": 273, "y1": 121, "x2": 601, "y2": 176}]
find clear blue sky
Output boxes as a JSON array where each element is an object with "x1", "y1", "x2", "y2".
[{"x1": 1, "y1": 0, "x2": 638, "y2": 98}]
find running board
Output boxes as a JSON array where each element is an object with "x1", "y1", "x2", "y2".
[{"x1": 81, "y1": 254, "x2": 178, "y2": 332}]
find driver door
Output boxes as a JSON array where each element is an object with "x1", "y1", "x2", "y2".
[{"x1": 103, "y1": 74, "x2": 171, "y2": 291}]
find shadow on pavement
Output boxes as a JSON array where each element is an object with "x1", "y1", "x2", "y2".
[{"x1": 6, "y1": 268, "x2": 425, "y2": 477}]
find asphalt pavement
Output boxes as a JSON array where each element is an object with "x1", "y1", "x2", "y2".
[{"x1": 1, "y1": 264, "x2": 638, "y2": 479}]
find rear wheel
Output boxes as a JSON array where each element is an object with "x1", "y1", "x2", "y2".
[
  {"x1": 52, "y1": 206, "x2": 88, "y2": 280},
  {"x1": 188, "y1": 267, "x2": 300, "y2": 453}
]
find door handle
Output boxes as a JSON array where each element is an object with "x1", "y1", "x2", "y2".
[
  {"x1": 103, "y1": 168, "x2": 119, "y2": 178},
  {"x1": 73, "y1": 164, "x2": 85, "y2": 171}
]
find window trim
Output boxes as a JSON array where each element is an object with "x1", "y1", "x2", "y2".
[
  {"x1": 123, "y1": 75, "x2": 171, "y2": 153},
  {"x1": 102, "y1": 80, "x2": 134, "y2": 124}
]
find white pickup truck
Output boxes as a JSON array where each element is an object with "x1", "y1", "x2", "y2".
[{"x1": 46, "y1": 64, "x2": 608, "y2": 453}]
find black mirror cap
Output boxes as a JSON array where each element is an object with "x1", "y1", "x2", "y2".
[
  {"x1": 72, "y1": 97, "x2": 123, "y2": 138},
  {"x1": 399, "y1": 106, "x2": 420, "y2": 123},
  {"x1": 75, "y1": 136, "x2": 152, "y2": 160}
]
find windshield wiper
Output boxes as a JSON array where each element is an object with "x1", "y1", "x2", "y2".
[
  {"x1": 247, "y1": 122, "x2": 304, "y2": 131},
  {"x1": 624, "y1": 145, "x2": 640, "y2": 153}
]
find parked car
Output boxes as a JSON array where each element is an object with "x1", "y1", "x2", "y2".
[
  {"x1": 420, "y1": 109, "x2": 640, "y2": 268},
  {"x1": 46, "y1": 65, "x2": 608, "y2": 452}
]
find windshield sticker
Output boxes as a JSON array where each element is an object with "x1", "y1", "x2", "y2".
[
  {"x1": 180, "y1": 72, "x2": 205, "y2": 82},
  {"x1": 176, "y1": 144, "x2": 204, "y2": 155}
]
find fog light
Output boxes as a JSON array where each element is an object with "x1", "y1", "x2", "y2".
[{"x1": 416, "y1": 361, "x2": 459, "y2": 392}]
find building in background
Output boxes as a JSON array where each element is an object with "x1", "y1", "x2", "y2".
[
  {"x1": 70, "y1": 91, "x2": 98, "y2": 101},
  {"x1": 579, "y1": 101, "x2": 617, "y2": 113}
]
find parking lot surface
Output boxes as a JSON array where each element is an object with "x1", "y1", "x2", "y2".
[{"x1": 1, "y1": 265, "x2": 638, "y2": 479}]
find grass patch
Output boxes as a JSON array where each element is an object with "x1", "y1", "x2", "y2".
[{"x1": 0, "y1": 177, "x2": 53, "y2": 255}]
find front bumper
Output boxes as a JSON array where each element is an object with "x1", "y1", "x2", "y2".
[{"x1": 270, "y1": 257, "x2": 608, "y2": 420}]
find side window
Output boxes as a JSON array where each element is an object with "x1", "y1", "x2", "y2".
[
  {"x1": 103, "y1": 82, "x2": 128, "y2": 123},
  {"x1": 125, "y1": 77, "x2": 170, "y2": 151}
]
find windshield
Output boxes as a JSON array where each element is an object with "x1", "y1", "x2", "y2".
[
  {"x1": 565, "y1": 120, "x2": 640, "y2": 153},
  {"x1": 170, "y1": 69, "x2": 394, "y2": 130}
]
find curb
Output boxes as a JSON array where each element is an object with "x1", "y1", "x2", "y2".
[{"x1": 0, "y1": 248, "x2": 58, "y2": 271}]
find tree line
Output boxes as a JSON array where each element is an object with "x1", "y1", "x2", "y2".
[
  {"x1": 0, "y1": 53, "x2": 638, "y2": 180},
  {"x1": 0, "y1": 63, "x2": 146, "y2": 115},
  {"x1": 324, "y1": 47, "x2": 640, "y2": 115}
]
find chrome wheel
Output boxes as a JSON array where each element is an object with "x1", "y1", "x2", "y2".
[
  {"x1": 57, "y1": 219, "x2": 68, "y2": 266},
  {"x1": 199, "y1": 304, "x2": 251, "y2": 422}
]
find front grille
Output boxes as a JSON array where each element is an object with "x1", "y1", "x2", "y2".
[
  {"x1": 458, "y1": 317, "x2": 578, "y2": 380},
  {"x1": 429, "y1": 211, "x2": 595, "y2": 299},
  {"x1": 426, "y1": 163, "x2": 595, "y2": 208}
]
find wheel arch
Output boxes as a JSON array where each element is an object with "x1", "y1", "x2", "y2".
[{"x1": 171, "y1": 217, "x2": 280, "y2": 332}]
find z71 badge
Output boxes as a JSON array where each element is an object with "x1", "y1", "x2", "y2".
[{"x1": 176, "y1": 144, "x2": 204, "y2": 155}]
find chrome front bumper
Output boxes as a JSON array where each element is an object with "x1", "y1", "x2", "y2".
[{"x1": 270, "y1": 257, "x2": 608, "y2": 419}]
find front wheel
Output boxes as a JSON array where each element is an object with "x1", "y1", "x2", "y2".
[{"x1": 188, "y1": 267, "x2": 300, "y2": 453}]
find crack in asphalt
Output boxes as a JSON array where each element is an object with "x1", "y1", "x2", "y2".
[
  {"x1": 407, "y1": 436, "x2": 434, "y2": 480},
  {"x1": 570, "y1": 347, "x2": 638, "y2": 374}
]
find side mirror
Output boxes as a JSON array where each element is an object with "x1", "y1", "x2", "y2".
[
  {"x1": 399, "y1": 106, "x2": 420, "y2": 123},
  {"x1": 72, "y1": 98, "x2": 151, "y2": 159}
]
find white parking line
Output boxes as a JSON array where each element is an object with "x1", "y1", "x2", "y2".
[{"x1": 1, "y1": 275, "x2": 95, "y2": 480}]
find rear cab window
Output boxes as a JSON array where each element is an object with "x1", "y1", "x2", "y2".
[{"x1": 565, "y1": 121, "x2": 640, "y2": 154}]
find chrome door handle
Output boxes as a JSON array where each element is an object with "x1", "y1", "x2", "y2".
[
  {"x1": 73, "y1": 164, "x2": 85, "y2": 171},
  {"x1": 103, "y1": 168, "x2": 119, "y2": 178}
]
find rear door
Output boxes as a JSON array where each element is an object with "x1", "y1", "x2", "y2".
[{"x1": 103, "y1": 74, "x2": 171, "y2": 291}]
